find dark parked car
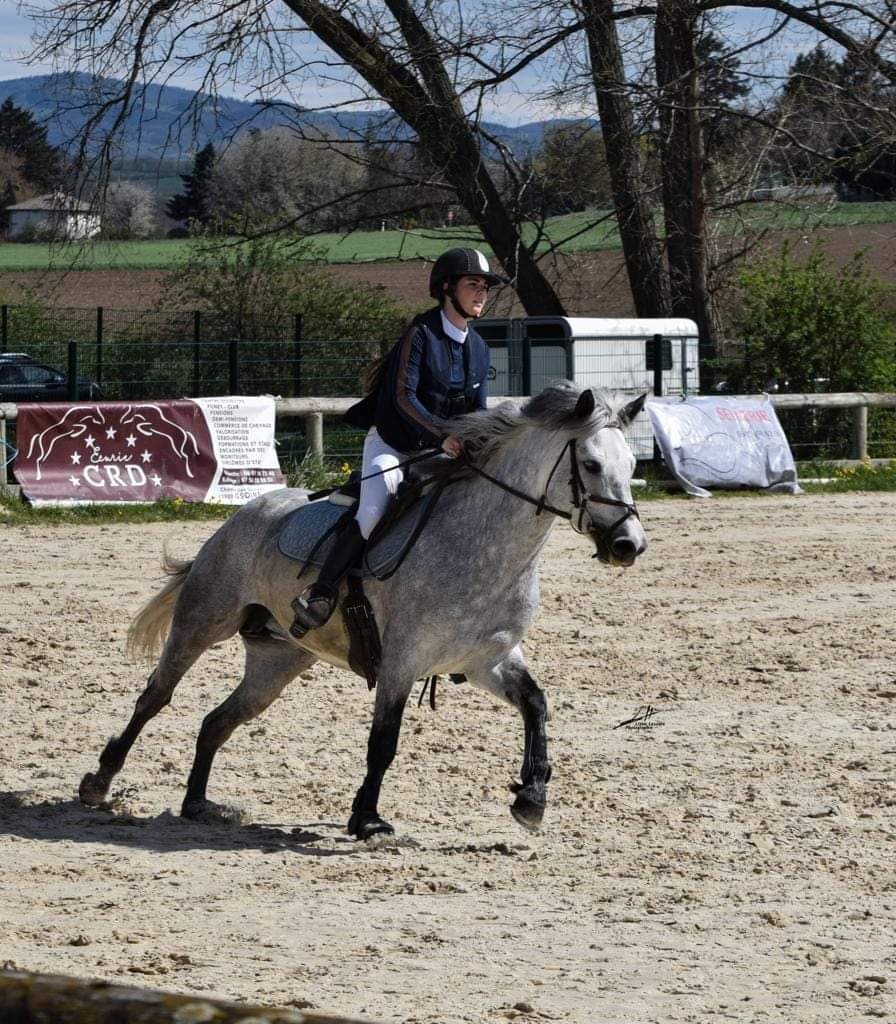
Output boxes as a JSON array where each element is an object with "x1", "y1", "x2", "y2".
[{"x1": 0, "y1": 352, "x2": 103, "y2": 403}]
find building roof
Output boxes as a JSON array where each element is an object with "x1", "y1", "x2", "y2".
[{"x1": 5, "y1": 192, "x2": 93, "y2": 213}]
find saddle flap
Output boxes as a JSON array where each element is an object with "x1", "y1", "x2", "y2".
[{"x1": 277, "y1": 487, "x2": 444, "y2": 579}]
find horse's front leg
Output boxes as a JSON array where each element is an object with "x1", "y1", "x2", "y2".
[
  {"x1": 348, "y1": 673, "x2": 414, "y2": 841},
  {"x1": 470, "y1": 647, "x2": 551, "y2": 830}
]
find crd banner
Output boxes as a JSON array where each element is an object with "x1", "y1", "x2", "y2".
[{"x1": 14, "y1": 396, "x2": 285, "y2": 505}]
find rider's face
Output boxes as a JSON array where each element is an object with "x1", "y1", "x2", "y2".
[{"x1": 454, "y1": 275, "x2": 490, "y2": 314}]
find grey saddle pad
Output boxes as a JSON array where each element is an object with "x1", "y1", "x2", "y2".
[{"x1": 277, "y1": 495, "x2": 432, "y2": 579}]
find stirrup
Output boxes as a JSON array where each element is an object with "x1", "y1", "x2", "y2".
[{"x1": 289, "y1": 583, "x2": 338, "y2": 638}]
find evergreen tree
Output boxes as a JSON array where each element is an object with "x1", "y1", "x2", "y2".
[
  {"x1": 770, "y1": 46, "x2": 849, "y2": 184},
  {"x1": 832, "y1": 53, "x2": 895, "y2": 199},
  {"x1": 0, "y1": 178, "x2": 16, "y2": 235},
  {"x1": 695, "y1": 29, "x2": 751, "y2": 156},
  {"x1": 0, "y1": 97, "x2": 63, "y2": 192},
  {"x1": 536, "y1": 124, "x2": 612, "y2": 215},
  {"x1": 166, "y1": 142, "x2": 217, "y2": 225}
]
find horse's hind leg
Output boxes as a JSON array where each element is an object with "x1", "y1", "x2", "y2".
[
  {"x1": 468, "y1": 646, "x2": 551, "y2": 831},
  {"x1": 79, "y1": 616, "x2": 235, "y2": 807},
  {"x1": 181, "y1": 636, "x2": 317, "y2": 823}
]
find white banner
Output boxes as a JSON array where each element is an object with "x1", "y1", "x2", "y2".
[
  {"x1": 192, "y1": 396, "x2": 285, "y2": 504},
  {"x1": 646, "y1": 396, "x2": 801, "y2": 498}
]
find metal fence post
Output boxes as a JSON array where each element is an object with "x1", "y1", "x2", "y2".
[
  {"x1": 851, "y1": 405, "x2": 868, "y2": 461},
  {"x1": 67, "y1": 340, "x2": 79, "y2": 401},
  {"x1": 95, "y1": 306, "x2": 103, "y2": 385},
  {"x1": 293, "y1": 313, "x2": 303, "y2": 398},
  {"x1": 0, "y1": 413, "x2": 7, "y2": 489},
  {"x1": 228, "y1": 337, "x2": 240, "y2": 394},
  {"x1": 681, "y1": 336, "x2": 689, "y2": 396},
  {"x1": 521, "y1": 325, "x2": 532, "y2": 396},
  {"x1": 652, "y1": 333, "x2": 664, "y2": 400},
  {"x1": 1, "y1": 305, "x2": 7, "y2": 350},
  {"x1": 192, "y1": 310, "x2": 201, "y2": 396},
  {"x1": 305, "y1": 412, "x2": 323, "y2": 459},
  {"x1": 652, "y1": 333, "x2": 663, "y2": 465}
]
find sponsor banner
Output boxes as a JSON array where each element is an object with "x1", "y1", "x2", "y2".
[
  {"x1": 646, "y1": 396, "x2": 801, "y2": 498},
  {"x1": 15, "y1": 397, "x2": 285, "y2": 506}
]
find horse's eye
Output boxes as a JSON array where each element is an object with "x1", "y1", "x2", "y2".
[{"x1": 582, "y1": 459, "x2": 601, "y2": 475}]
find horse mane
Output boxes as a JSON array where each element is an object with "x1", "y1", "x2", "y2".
[{"x1": 447, "y1": 383, "x2": 633, "y2": 468}]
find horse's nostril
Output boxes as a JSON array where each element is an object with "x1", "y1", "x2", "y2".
[{"x1": 611, "y1": 538, "x2": 637, "y2": 558}]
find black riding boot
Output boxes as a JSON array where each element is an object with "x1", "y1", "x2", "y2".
[{"x1": 290, "y1": 519, "x2": 367, "y2": 638}]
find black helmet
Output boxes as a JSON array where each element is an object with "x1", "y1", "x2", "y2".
[{"x1": 428, "y1": 247, "x2": 505, "y2": 300}]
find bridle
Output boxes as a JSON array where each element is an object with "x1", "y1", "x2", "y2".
[{"x1": 463, "y1": 425, "x2": 640, "y2": 556}]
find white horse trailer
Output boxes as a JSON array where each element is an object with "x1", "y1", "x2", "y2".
[{"x1": 476, "y1": 316, "x2": 700, "y2": 459}]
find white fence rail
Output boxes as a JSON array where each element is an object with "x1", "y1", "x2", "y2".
[{"x1": 3, "y1": 393, "x2": 896, "y2": 490}]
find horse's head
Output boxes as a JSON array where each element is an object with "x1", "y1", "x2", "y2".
[
  {"x1": 449, "y1": 384, "x2": 649, "y2": 566},
  {"x1": 553, "y1": 388, "x2": 648, "y2": 567}
]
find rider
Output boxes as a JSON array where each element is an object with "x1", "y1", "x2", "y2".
[{"x1": 290, "y1": 247, "x2": 504, "y2": 638}]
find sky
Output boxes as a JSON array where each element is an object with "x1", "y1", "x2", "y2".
[
  {"x1": 0, "y1": 1, "x2": 40, "y2": 79},
  {"x1": 0, "y1": 1, "x2": 823, "y2": 127}
]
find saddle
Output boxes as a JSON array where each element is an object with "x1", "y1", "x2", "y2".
[
  {"x1": 277, "y1": 455, "x2": 463, "y2": 690},
  {"x1": 277, "y1": 454, "x2": 461, "y2": 579}
]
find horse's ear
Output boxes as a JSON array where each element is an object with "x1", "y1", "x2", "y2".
[
  {"x1": 574, "y1": 388, "x2": 596, "y2": 420},
  {"x1": 621, "y1": 393, "x2": 647, "y2": 425}
]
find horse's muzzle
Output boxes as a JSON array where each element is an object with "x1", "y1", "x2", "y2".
[
  {"x1": 590, "y1": 521, "x2": 647, "y2": 567},
  {"x1": 609, "y1": 534, "x2": 646, "y2": 566}
]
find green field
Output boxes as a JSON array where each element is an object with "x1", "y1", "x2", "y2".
[{"x1": 1, "y1": 201, "x2": 894, "y2": 272}]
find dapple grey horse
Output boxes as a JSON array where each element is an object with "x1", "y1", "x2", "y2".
[{"x1": 79, "y1": 384, "x2": 648, "y2": 839}]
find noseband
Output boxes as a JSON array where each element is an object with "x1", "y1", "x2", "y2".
[{"x1": 464, "y1": 429, "x2": 640, "y2": 550}]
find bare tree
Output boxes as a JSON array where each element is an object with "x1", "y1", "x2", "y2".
[
  {"x1": 654, "y1": 0, "x2": 715, "y2": 338},
  {"x1": 27, "y1": 0, "x2": 567, "y2": 314},
  {"x1": 25, "y1": 0, "x2": 896, "y2": 336},
  {"x1": 578, "y1": 0, "x2": 670, "y2": 317},
  {"x1": 575, "y1": 0, "x2": 896, "y2": 344}
]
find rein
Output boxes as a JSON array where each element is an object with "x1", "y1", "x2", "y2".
[{"x1": 463, "y1": 432, "x2": 639, "y2": 548}]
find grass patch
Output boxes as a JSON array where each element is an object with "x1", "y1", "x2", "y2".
[
  {"x1": 4, "y1": 456, "x2": 896, "y2": 526},
  {"x1": 800, "y1": 459, "x2": 896, "y2": 492},
  {"x1": 0, "y1": 489, "x2": 236, "y2": 526},
  {"x1": 0, "y1": 239, "x2": 196, "y2": 272},
  {"x1": 1, "y1": 201, "x2": 893, "y2": 272}
]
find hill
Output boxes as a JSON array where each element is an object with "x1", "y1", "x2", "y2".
[{"x1": 0, "y1": 72, "x2": 589, "y2": 163}]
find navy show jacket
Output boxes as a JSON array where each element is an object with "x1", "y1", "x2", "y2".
[{"x1": 373, "y1": 306, "x2": 490, "y2": 452}]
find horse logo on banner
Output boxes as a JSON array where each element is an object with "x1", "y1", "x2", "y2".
[{"x1": 18, "y1": 402, "x2": 216, "y2": 502}]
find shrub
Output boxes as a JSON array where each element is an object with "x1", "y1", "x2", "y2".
[
  {"x1": 162, "y1": 221, "x2": 410, "y2": 396},
  {"x1": 728, "y1": 241, "x2": 896, "y2": 393}
]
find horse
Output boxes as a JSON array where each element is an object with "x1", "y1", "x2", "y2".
[{"x1": 78, "y1": 384, "x2": 648, "y2": 840}]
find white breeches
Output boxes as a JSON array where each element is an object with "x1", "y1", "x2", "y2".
[{"x1": 355, "y1": 428, "x2": 408, "y2": 540}]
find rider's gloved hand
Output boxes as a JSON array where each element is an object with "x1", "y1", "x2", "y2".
[{"x1": 441, "y1": 435, "x2": 464, "y2": 458}]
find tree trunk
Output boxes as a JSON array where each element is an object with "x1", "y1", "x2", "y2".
[
  {"x1": 654, "y1": 0, "x2": 719, "y2": 349},
  {"x1": 580, "y1": 0, "x2": 670, "y2": 318},
  {"x1": 284, "y1": 0, "x2": 566, "y2": 315},
  {"x1": 0, "y1": 969, "x2": 372, "y2": 1023}
]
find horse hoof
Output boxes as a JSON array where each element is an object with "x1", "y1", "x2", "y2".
[
  {"x1": 511, "y1": 792, "x2": 545, "y2": 832},
  {"x1": 79, "y1": 772, "x2": 110, "y2": 807},
  {"x1": 181, "y1": 799, "x2": 247, "y2": 825},
  {"x1": 348, "y1": 812, "x2": 395, "y2": 841}
]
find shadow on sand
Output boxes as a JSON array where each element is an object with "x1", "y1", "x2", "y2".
[{"x1": 0, "y1": 790, "x2": 356, "y2": 858}]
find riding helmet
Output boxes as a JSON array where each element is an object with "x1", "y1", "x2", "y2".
[{"x1": 428, "y1": 248, "x2": 506, "y2": 299}]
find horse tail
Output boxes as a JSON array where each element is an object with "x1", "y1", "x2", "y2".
[{"x1": 126, "y1": 553, "x2": 194, "y2": 663}]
